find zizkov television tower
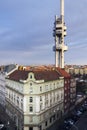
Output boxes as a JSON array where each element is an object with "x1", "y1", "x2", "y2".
[{"x1": 53, "y1": 0, "x2": 68, "y2": 68}]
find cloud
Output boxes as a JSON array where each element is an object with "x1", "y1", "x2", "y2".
[{"x1": 0, "y1": 0, "x2": 87, "y2": 65}]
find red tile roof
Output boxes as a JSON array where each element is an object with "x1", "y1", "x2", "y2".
[
  {"x1": 7, "y1": 70, "x2": 29, "y2": 81},
  {"x1": 56, "y1": 67, "x2": 71, "y2": 78},
  {"x1": 34, "y1": 70, "x2": 60, "y2": 81},
  {"x1": 7, "y1": 69, "x2": 61, "y2": 82},
  {"x1": 7, "y1": 66, "x2": 70, "y2": 82}
]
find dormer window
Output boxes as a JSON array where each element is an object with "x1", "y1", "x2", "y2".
[{"x1": 30, "y1": 75, "x2": 32, "y2": 79}]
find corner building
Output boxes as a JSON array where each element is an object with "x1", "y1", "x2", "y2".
[{"x1": 5, "y1": 69, "x2": 64, "y2": 130}]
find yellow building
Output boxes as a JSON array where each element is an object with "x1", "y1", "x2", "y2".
[{"x1": 84, "y1": 67, "x2": 87, "y2": 75}]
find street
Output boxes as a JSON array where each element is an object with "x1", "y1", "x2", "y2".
[
  {"x1": 71, "y1": 111, "x2": 87, "y2": 130},
  {"x1": 0, "y1": 105, "x2": 16, "y2": 130}
]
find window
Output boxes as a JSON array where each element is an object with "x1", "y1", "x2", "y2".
[
  {"x1": 57, "y1": 82, "x2": 59, "y2": 85},
  {"x1": 40, "y1": 86, "x2": 42, "y2": 91},
  {"x1": 30, "y1": 87, "x2": 33, "y2": 93},
  {"x1": 40, "y1": 96, "x2": 42, "y2": 101},
  {"x1": 65, "y1": 87, "x2": 67, "y2": 90},
  {"x1": 30, "y1": 106, "x2": 33, "y2": 112},
  {"x1": 14, "y1": 94, "x2": 15, "y2": 102},
  {"x1": 45, "y1": 85, "x2": 48, "y2": 91},
  {"x1": 21, "y1": 99, "x2": 23, "y2": 109},
  {"x1": 29, "y1": 127, "x2": 33, "y2": 130},
  {"x1": 40, "y1": 103, "x2": 42, "y2": 110},
  {"x1": 57, "y1": 113, "x2": 59, "y2": 118},
  {"x1": 17, "y1": 96, "x2": 19, "y2": 106},
  {"x1": 30, "y1": 75, "x2": 32, "y2": 79},
  {"x1": 30, "y1": 97, "x2": 33, "y2": 102},
  {"x1": 61, "y1": 93, "x2": 63, "y2": 99},
  {"x1": 65, "y1": 99, "x2": 67, "y2": 103},
  {"x1": 9, "y1": 93, "x2": 10, "y2": 99},
  {"x1": 29, "y1": 116, "x2": 33, "y2": 122},
  {"x1": 30, "y1": 83, "x2": 32, "y2": 86},
  {"x1": 45, "y1": 121, "x2": 47, "y2": 126},
  {"x1": 50, "y1": 117, "x2": 52, "y2": 123},
  {"x1": 57, "y1": 94, "x2": 59, "y2": 100},
  {"x1": 53, "y1": 114, "x2": 55, "y2": 120},
  {"x1": 39, "y1": 126, "x2": 42, "y2": 130},
  {"x1": 65, "y1": 81, "x2": 67, "y2": 84}
]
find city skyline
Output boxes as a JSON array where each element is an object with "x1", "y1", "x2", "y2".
[{"x1": 0, "y1": 0, "x2": 87, "y2": 65}]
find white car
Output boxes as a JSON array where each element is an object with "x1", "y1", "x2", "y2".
[
  {"x1": 0, "y1": 124, "x2": 4, "y2": 129},
  {"x1": 76, "y1": 110, "x2": 82, "y2": 116}
]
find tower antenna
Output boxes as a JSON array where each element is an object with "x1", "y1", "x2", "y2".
[{"x1": 53, "y1": 0, "x2": 68, "y2": 68}]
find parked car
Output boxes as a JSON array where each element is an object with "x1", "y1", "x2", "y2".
[
  {"x1": 76, "y1": 110, "x2": 82, "y2": 116},
  {"x1": 62, "y1": 122, "x2": 72, "y2": 130},
  {"x1": 62, "y1": 118, "x2": 75, "y2": 130},
  {"x1": 71, "y1": 115, "x2": 79, "y2": 122},
  {"x1": 61, "y1": 124, "x2": 69, "y2": 130},
  {"x1": 78, "y1": 107, "x2": 86, "y2": 113},
  {"x1": 0, "y1": 124, "x2": 5, "y2": 130}
]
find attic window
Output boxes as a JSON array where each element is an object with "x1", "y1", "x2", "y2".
[{"x1": 30, "y1": 75, "x2": 32, "y2": 79}]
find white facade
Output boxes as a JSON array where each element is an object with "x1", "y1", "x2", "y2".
[
  {"x1": 5, "y1": 71, "x2": 64, "y2": 130},
  {"x1": 0, "y1": 64, "x2": 18, "y2": 108},
  {"x1": 6, "y1": 79, "x2": 24, "y2": 130},
  {"x1": 0, "y1": 72, "x2": 6, "y2": 107}
]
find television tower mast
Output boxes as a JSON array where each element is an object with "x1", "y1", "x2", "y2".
[{"x1": 53, "y1": 0, "x2": 68, "y2": 68}]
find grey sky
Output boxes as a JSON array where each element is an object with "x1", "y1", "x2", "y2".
[{"x1": 0, "y1": 0, "x2": 87, "y2": 65}]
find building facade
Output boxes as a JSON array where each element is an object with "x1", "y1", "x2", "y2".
[
  {"x1": 65, "y1": 65, "x2": 87, "y2": 75},
  {"x1": 70, "y1": 78, "x2": 76, "y2": 110},
  {"x1": 0, "y1": 64, "x2": 18, "y2": 109},
  {"x1": 5, "y1": 69, "x2": 64, "y2": 130},
  {"x1": 57, "y1": 68, "x2": 71, "y2": 114},
  {"x1": 0, "y1": 72, "x2": 6, "y2": 108}
]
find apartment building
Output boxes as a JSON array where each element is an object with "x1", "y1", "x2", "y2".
[
  {"x1": 0, "y1": 64, "x2": 18, "y2": 109},
  {"x1": 84, "y1": 67, "x2": 87, "y2": 75},
  {"x1": 70, "y1": 78, "x2": 76, "y2": 110},
  {"x1": 56, "y1": 68, "x2": 71, "y2": 114},
  {"x1": 65, "y1": 65, "x2": 87, "y2": 75},
  {"x1": 5, "y1": 69, "x2": 64, "y2": 130}
]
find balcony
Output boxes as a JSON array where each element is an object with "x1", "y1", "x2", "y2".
[{"x1": 64, "y1": 45, "x2": 68, "y2": 51}]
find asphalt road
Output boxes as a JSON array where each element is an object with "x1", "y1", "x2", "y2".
[{"x1": 71, "y1": 111, "x2": 87, "y2": 130}]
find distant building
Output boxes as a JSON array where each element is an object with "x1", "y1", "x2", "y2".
[
  {"x1": 5, "y1": 68, "x2": 64, "y2": 130},
  {"x1": 65, "y1": 65, "x2": 87, "y2": 75},
  {"x1": 84, "y1": 67, "x2": 87, "y2": 75}
]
